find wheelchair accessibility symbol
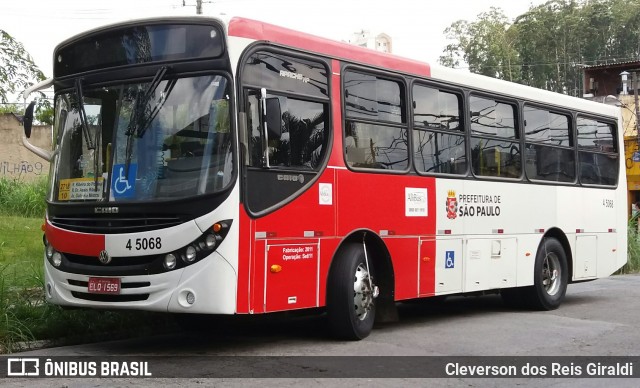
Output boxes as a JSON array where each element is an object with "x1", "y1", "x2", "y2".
[
  {"x1": 111, "y1": 164, "x2": 136, "y2": 198},
  {"x1": 445, "y1": 251, "x2": 455, "y2": 269}
]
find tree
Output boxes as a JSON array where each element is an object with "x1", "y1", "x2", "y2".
[
  {"x1": 0, "y1": 103, "x2": 20, "y2": 114},
  {"x1": 440, "y1": 7, "x2": 521, "y2": 82},
  {"x1": 439, "y1": 0, "x2": 640, "y2": 97},
  {"x1": 0, "y1": 29, "x2": 53, "y2": 124},
  {"x1": 0, "y1": 29, "x2": 45, "y2": 103}
]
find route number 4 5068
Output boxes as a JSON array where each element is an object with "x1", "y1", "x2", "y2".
[{"x1": 126, "y1": 237, "x2": 162, "y2": 251}]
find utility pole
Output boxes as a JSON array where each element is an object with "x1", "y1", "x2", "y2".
[{"x1": 196, "y1": 0, "x2": 202, "y2": 14}]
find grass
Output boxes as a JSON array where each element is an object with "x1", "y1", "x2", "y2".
[
  {"x1": 0, "y1": 176, "x2": 48, "y2": 218},
  {"x1": 0, "y1": 177, "x2": 175, "y2": 353},
  {"x1": 619, "y1": 215, "x2": 640, "y2": 274}
]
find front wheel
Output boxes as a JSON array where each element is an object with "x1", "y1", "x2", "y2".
[
  {"x1": 523, "y1": 237, "x2": 568, "y2": 310},
  {"x1": 327, "y1": 243, "x2": 377, "y2": 340}
]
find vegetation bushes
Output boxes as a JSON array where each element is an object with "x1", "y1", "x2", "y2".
[
  {"x1": 0, "y1": 177, "x2": 173, "y2": 353},
  {"x1": 621, "y1": 215, "x2": 640, "y2": 274},
  {"x1": 0, "y1": 177, "x2": 47, "y2": 218}
]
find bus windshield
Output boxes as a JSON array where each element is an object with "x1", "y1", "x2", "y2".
[{"x1": 51, "y1": 74, "x2": 233, "y2": 203}]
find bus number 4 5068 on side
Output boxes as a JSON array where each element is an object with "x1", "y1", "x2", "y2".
[{"x1": 126, "y1": 237, "x2": 162, "y2": 251}]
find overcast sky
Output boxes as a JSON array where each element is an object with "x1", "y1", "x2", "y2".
[{"x1": 2, "y1": 0, "x2": 546, "y2": 85}]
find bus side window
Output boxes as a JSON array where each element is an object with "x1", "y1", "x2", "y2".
[
  {"x1": 412, "y1": 84, "x2": 466, "y2": 175},
  {"x1": 247, "y1": 91, "x2": 328, "y2": 170},
  {"x1": 577, "y1": 117, "x2": 618, "y2": 186},
  {"x1": 343, "y1": 70, "x2": 408, "y2": 171},
  {"x1": 469, "y1": 96, "x2": 521, "y2": 179}
]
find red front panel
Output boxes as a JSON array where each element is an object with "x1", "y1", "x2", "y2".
[
  {"x1": 250, "y1": 238, "x2": 267, "y2": 313},
  {"x1": 265, "y1": 240, "x2": 318, "y2": 312},
  {"x1": 236, "y1": 209, "x2": 252, "y2": 314},
  {"x1": 45, "y1": 220, "x2": 105, "y2": 257}
]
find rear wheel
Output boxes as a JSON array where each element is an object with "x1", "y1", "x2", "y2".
[
  {"x1": 327, "y1": 243, "x2": 377, "y2": 340},
  {"x1": 523, "y1": 237, "x2": 568, "y2": 310}
]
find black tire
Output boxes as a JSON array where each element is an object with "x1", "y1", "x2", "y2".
[
  {"x1": 522, "y1": 237, "x2": 568, "y2": 310},
  {"x1": 327, "y1": 243, "x2": 376, "y2": 340}
]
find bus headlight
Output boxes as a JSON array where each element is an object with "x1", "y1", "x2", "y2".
[
  {"x1": 46, "y1": 244, "x2": 54, "y2": 259},
  {"x1": 183, "y1": 246, "x2": 197, "y2": 263},
  {"x1": 160, "y1": 219, "x2": 232, "y2": 272},
  {"x1": 164, "y1": 253, "x2": 177, "y2": 270},
  {"x1": 205, "y1": 234, "x2": 216, "y2": 249},
  {"x1": 52, "y1": 252, "x2": 62, "y2": 267}
]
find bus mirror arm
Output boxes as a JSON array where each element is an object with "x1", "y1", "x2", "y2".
[
  {"x1": 22, "y1": 135, "x2": 52, "y2": 162},
  {"x1": 21, "y1": 78, "x2": 54, "y2": 161}
]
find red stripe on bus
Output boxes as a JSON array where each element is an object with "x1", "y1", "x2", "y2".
[
  {"x1": 45, "y1": 220, "x2": 105, "y2": 257},
  {"x1": 236, "y1": 208, "x2": 251, "y2": 314},
  {"x1": 228, "y1": 18, "x2": 431, "y2": 78}
]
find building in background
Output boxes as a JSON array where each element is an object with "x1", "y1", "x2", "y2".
[
  {"x1": 347, "y1": 30, "x2": 392, "y2": 53},
  {"x1": 581, "y1": 61, "x2": 640, "y2": 216}
]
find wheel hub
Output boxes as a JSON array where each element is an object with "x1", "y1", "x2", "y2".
[
  {"x1": 542, "y1": 253, "x2": 561, "y2": 296},
  {"x1": 353, "y1": 264, "x2": 375, "y2": 321}
]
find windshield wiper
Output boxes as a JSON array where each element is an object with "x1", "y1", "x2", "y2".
[
  {"x1": 124, "y1": 66, "x2": 173, "y2": 177},
  {"x1": 74, "y1": 78, "x2": 95, "y2": 150},
  {"x1": 75, "y1": 78, "x2": 101, "y2": 191}
]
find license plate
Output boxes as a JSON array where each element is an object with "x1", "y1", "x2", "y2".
[{"x1": 88, "y1": 277, "x2": 121, "y2": 294}]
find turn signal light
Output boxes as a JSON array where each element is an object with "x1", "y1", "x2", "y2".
[{"x1": 270, "y1": 264, "x2": 282, "y2": 273}]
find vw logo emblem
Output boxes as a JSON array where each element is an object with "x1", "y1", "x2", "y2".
[{"x1": 98, "y1": 250, "x2": 111, "y2": 265}]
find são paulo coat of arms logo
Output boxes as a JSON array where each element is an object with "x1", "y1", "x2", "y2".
[{"x1": 446, "y1": 190, "x2": 458, "y2": 219}]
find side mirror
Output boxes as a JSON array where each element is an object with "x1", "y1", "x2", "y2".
[
  {"x1": 265, "y1": 97, "x2": 282, "y2": 138},
  {"x1": 23, "y1": 100, "x2": 36, "y2": 138}
]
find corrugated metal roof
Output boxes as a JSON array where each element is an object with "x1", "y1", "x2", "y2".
[{"x1": 584, "y1": 60, "x2": 640, "y2": 70}]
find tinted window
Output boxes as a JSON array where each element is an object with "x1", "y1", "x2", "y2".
[
  {"x1": 469, "y1": 95, "x2": 520, "y2": 178},
  {"x1": 577, "y1": 117, "x2": 615, "y2": 152},
  {"x1": 344, "y1": 71, "x2": 404, "y2": 123},
  {"x1": 579, "y1": 152, "x2": 618, "y2": 185},
  {"x1": 247, "y1": 94, "x2": 328, "y2": 170},
  {"x1": 470, "y1": 96, "x2": 517, "y2": 138},
  {"x1": 345, "y1": 122, "x2": 408, "y2": 170},
  {"x1": 412, "y1": 85, "x2": 466, "y2": 175},
  {"x1": 344, "y1": 70, "x2": 407, "y2": 171},
  {"x1": 55, "y1": 24, "x2": 224, "y2": 77},
  {"x1": 413, "y1": 131, "x2": 466, "y2": 174},
  {"x1": 525, "y1": 145, "x2": 575, "y2": 182},
  {"x1": 243, "y1": 52, "x2": 328, "y2": 98},
  {"x1": 523, "y1": 106, "x2": 575, "y2": 182},
  {"x1": 576, "y1": 116, "x2": 618, "y2": 186},
  {"x1": 524, "y1": 106, "x2": 571, "y2": 146},
  {"x1": 413, "y1": 85, "x2": 461, "y2": 131},
  {"x1": 470, "y1": 138, "x2": 521, "y2": 178}
]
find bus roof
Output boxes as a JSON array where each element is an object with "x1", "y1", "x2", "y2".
[
  {"x1": 54, "y1": 15, "x2": 621, "y2": 119},
  {"x1": 228, "y1": 16, "x2": 619, "y2": 119},
  {"x1": 227, "y1": 17, "x2": 431, "y2": 78}
]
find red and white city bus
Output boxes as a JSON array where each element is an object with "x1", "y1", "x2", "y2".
[{"x1": 22, "y1": 16, "x2": 627, "y2": 340}]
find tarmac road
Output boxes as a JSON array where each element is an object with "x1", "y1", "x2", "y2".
[{"x1": 3, "y1": 274, "x2": 640, "y2": 387}]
